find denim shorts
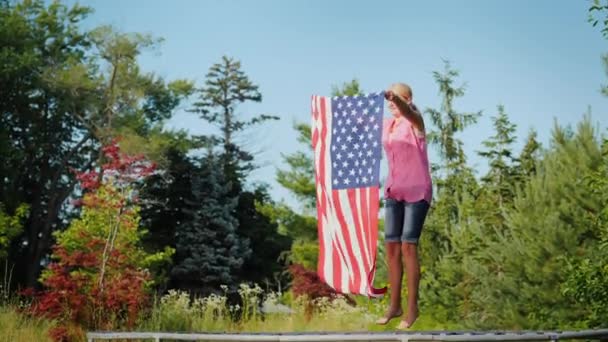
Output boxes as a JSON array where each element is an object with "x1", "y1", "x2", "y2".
[{"x1": 384, "y1": 198, "x2": 430, "y2": 244}]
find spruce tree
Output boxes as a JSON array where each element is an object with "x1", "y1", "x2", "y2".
[{"x1": 171, "y1": 151, "x2": 250, "y2": 293}]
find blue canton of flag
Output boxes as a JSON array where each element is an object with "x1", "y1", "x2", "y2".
[{"x1": 330, "y1": 92, "x2": 384, "y2": 190}]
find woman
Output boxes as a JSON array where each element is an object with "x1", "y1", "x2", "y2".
[{"x1": 376, "y1": 83, "x2": 432, "y2": 329}]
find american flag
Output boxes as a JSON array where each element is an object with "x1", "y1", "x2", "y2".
[{"x1": 311, "y1": 92, "x2": 387, "y2": 297}]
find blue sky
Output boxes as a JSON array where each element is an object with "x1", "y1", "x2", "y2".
[{"x1": 65, "y1": 0, "x2": 608, "y2": 210}]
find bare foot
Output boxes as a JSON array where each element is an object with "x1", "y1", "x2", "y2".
[
  {"x1": 397, "y1": 308, "x2": 419, "y2": 329},
  {"x1": 375, "y1": 307, "x2": 403, "y2": 325}
]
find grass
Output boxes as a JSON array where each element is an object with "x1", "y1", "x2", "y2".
[
  {"x1": 135, "y1": 284, "x2": 459, "y2": 334},
  {"x1": 0, "y1": 305, "x2": 54, "y2": 342},
  {"x1": 0, "y1": 284, "x2": 458, "y2": 342}
]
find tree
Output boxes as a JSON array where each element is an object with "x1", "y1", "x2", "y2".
[
  {"x1": 234, "y1": 186, "x2": 292, "y2": 287},
  {"x1": 138, "y1": 144, "x2": 196, "y2": 290},
  {"x1": 171, "y1": 151, "x2": 250, "y2": 294},
  {"x1": 588, "y1": 0, "x2": 608, "y2": 39},
  {"x1": 186, "y1": 56, "x2": 291, "y2": 290},
  {"x1": 425, "y1": 60, "x2": 481, "y2": 180},
  {"x1": 0, "y1": 0, "x2": 192, "y2": 288},
  {"x1": 190, "y1": 55, "x2": 277, "y2": 180},
  {"x1": 31, "y1": 142, "x2": 173, "y2": 341},
  {"x1": 418, "y1": 62, "x2": 481, "y2": 323},
  {"x1": 0, "y1": 204, "x2": 28, "y2": 260},
  {"x1": 477, "y1": 105, "x2": 518, "y2": 206},
  {"x1": 464, "y1": 118, "x2": 603, "y2": 329},
  {"x1": 517, "y1": 129, "x2": 542, "y2": 181}
]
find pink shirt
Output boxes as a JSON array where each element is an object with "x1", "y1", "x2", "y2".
[{"x1": 382, "y1": 113, "x2": 433, "y2": 204}]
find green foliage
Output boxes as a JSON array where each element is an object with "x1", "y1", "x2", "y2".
[
  {"x1": 0, "y1": 203, "x2": 28, "y2": 259},
  {"x1": 561, "y1": 138, "x2": 608, "y2": 328},
  {"x1": 0, "y1": 0, "x2": 191, "y2": 288},
  {"x1": 425, "y1": 60, "x2": 482, "y2": 177},
  {"x1": 236, "y1": 186, "x2": 292, "y2": 287},
  {"x1": 331, "y1": 79, "x2": 363, "y2": 97},
  {"x1": 35, "y1": 167, "x2": 174, "y2": 341},
  {"x1": 588, "y1": 0, "x2": 608, "y2": 39},
  {"x1": 171, "y1": 151, "x2": 250, "y2": 293},
  {"x1": 458, "y1": 119, "x2": 603, "y2": 329},
  {"x1": 190, "y1": 55, "x2": 278, "y2": 176},
  {"x1": 517, "y1": 129, "x2": 542, "y2": 181}
]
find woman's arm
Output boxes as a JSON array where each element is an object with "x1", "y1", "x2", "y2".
[{"x1": 385, "y1": 91, "x2": 425, "y2": 132}]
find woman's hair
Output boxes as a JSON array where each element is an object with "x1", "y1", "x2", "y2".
[{"x1": 390, "y1": 83, "x2": 413, "y2": 100}]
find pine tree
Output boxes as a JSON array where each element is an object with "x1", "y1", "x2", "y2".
[
  {"x1": 419, "y1": 62, "x2": 481, "y2": 323},
  {"x1": 477, "y1": 105, "x2": 518, "y2": 208},
  {"x1": 517, "y1": 129, "x2": 542, "y2": 181},
  {"x1": 190, "y1": 55, "x2": 278, "y2": 180},
  {"x1": 465, "y1": 118, "x2": 603, "y2": 329}
]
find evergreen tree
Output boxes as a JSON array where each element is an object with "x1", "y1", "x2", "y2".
[
  {"x1": 190, "y1": 55, "x2": 278, "y2": 181},
  {"x1": 476, "y1": 105, "x2": 519, "y2": 223},
  {"x1": 425, "y1": 60, "x2": 481, "y2": 180},
  {"x1": 419, "y1": 62, "x2": 480, "y2": 323},
  {"x1": 171, "y1": 151, "x2": 250, "y2": 294},
  {"x1": 517, "y1": 129, "x2": 542, "y2": 181},
  {"x1": 562, "y1": 137, "x2": 608, "y2": 328},
  {"x1": 234, "y1": 186, "x2": 292, "y2": 287},
  {"x1": 187, "y1": 56, "x2": 290, "y2": 289},
  {"x1": 465, "y1": 118, "x2": 603, "y2": 329}
]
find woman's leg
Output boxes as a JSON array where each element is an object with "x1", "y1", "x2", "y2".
[
  {"x1": 387, "y1": 242, "x2": 404, "y2": 313},
  {"x1": 376, "y1": 199, "x2": 404, "y2": 324},
  {"x1": 401, "y1": 242, "x2": 420, "y2": 327},
  {"x1": 397, "y1": 200, "x2": 429, "y2": 329}
]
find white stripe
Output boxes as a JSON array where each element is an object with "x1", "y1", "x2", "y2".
[
  {"x1": 314, "y1": 96, "x2": 335, "y2": 288},
  {"x1": 337, "y1": 189, "x2": 367, "y2": 295},
  {"x1": 322, "y1": 97, "x2": 354, "y2": 293},
  {"x1": 320, "y1": 97, "x2": 351, "y2": 293},
  {"x1": 355, "y1": 188, "x2": 372, "y2": 294}
]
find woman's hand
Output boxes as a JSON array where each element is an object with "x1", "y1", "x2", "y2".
[{"x1": 384, "y1": 90, "x2": 396, "y2": 102}]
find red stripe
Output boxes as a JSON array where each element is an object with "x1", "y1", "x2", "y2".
[
  {"x1": 315, "y1": 96, "x2": 327, "y2": 283},
  {"x1": 312, "y1": 94, "x2": 387, "y2": 296},
  {"x1": 331, "y1": 190, "x2": 361, "y2": 293},
  {"x1": 360, "y1": 187, "x2": 372, "y2": 270},
  {"x1": 347, "y1": 188, "x2": 369, "y2": 291},
  {"x1": 367, "y1": 188, "x2": 385, "y2": 295},
  {"x1": 311, "y1": 96, "x2": 319, "y2": 149}
]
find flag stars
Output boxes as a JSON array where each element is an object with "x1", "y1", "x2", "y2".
[{"x1": 330, "y1": 93, "x2": 384, "y2": 189}]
